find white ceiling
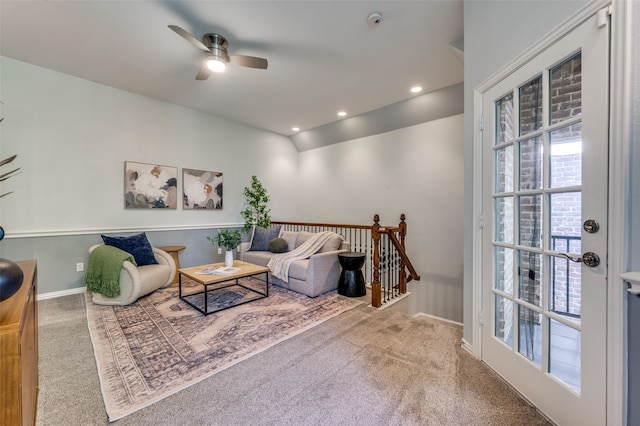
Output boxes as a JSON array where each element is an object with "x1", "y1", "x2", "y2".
[{"x1": 0, "y1": 1, "x2": 463, "y2": 138}]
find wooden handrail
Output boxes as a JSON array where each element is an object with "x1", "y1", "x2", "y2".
[
  {"x1": 380, "y1": 228, "x2": 420, "y2": 283},
  {"x1": 272, "y1": 220, "x2": 371, "y2": 230}
]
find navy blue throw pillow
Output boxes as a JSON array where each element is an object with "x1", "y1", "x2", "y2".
[
  {"x1": 248, "y1": 226, "x2": 282, "y2": 251},
  {"x1": 101, "y1": 232, "x2": 158, "y2": 266}
]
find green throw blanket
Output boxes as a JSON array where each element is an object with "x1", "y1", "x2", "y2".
[{"x1": 85, "y1": 245, "x2": 137, "y2": 297}]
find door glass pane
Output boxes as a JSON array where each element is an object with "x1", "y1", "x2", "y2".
[
  {"x1": 519, "y1": 195, "x2": 543, "y2": 248},
  {"x1": 519, "y1": 305, "x2": 542, "y2": 366},
  {"x1": 496, "y1": 145, "x2": 514, "y2": 193},
  {"x1": 550, "y1": 254, "x2": 582, "y2": 323},
  {"x1": 550, "y1": 53, "x2": 582, "y2": 125},
  {"x1": 550, "y1": 190, "x2": 582, "y2": 325},
  {"x1": 519, "y1": 136, "x2": 543, "y2": 190},
  {"x1": 495, "y1": 246, "x2": 514, "y2": 294},
  {"x1": 550, "y1": 192, "x2": 582, "y2": 253},
  {"x1": 550, "y1": 123, "x2": 582, "y2": 188},
  {"x1": 496, "y1": 93, "x2": 515, "y2": 144},
  {"x1": 519, "y1": 251, "x2": 542, "y2": 307},
  {"x1": 495, "y1": 294, "x2": 514, "y2": 347},
  {"x1": 519, "y1": 75, "x2": 543, "y2": 136},
  {"x1": 549, "y1": 319, "x2": 581, "y2": 392},
  {"x1": 495, "y1": 196, "x2": 514, "y2": 243}
]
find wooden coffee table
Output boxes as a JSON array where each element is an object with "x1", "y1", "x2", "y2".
[{"x1": 178, "y1": 260, "x2": 269, "y2": 315}]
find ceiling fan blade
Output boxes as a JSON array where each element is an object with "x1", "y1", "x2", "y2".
[
  {"x1": 229, "y1": 55, "x2": 268, "y2": 69},
  {"x1": 0, "y1": 154, "x2": 17, "y2": 167},
  {"x1": 168, "y1": 25, "x2": 210, "y2": 53},
  {"x1": 195, "y1": 62, "x2": 211, "y2": 80},
  {"x1": 0, "y1": 167, "x2": 21, "y2": 181}
]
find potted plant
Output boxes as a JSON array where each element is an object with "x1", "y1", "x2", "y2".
[
  {"x1": 208, "y1": 229, "x2": 242, "y2": 267},
  {"x1": 241, "y1": 175, "x2": 271, "y2": 234}
]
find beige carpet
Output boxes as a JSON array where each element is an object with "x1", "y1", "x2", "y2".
[{"x1": 85, "y1": 278, "x2": 361, "y2": 422}]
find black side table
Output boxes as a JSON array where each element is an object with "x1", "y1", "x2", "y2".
[{"x1": 338, "y1": 252, "x2": 366, "y2": 297}]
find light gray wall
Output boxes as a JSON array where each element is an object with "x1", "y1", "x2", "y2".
[
  {"x1": 1, "y1": 229, "x2": 238, "y2": 295},
  {"x1": 462, "y1": 0, "x2": 587, "y2": 345},
  {"x1": 627, "y1": 1, "x2": 640, "y2": 423},
  {"x1": 296, "y1": 115, "x2": 465, "y2": 321},
  {"x1": 0, "y1": 56, "x2": 299, "y2": 233},
  {"x1": 0, "y1": 56, "x2": 299, "y2": 294},
  {"x1": 1, "y1": 56, "x2": 465, "y2": 324}
]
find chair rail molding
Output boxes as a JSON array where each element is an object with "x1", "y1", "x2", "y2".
[
  {"x1": 621, "y1": 272, "x2": 640, "y2": 296},
  {"x1": 3, "y1": 223, "x2": 245, "y2": 239}
]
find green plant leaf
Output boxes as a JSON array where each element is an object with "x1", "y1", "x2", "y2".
[
  {"x1": 209, "y1": 229, "x2": 243, "y2": 251},
  {"x1": 242, "y1": 175, "x2": 271, "y2": 232}
]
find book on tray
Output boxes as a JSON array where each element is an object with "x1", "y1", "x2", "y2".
[{"x1": 195, "y1": 266, "x2": 240, "y2": 275}]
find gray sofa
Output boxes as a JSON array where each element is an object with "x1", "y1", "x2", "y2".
[{"x1": 240, "y1": 230, "x2": 349, "y2": 297}]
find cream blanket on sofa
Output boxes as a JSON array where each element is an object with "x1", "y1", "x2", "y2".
[{"x1": 267, "y1": 231, "x2": 337, "y2": 281}]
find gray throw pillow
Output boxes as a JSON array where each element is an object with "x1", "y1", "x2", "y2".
[
  {"x1": 295, "y1": 231, "x2": 314, "y2": 249},
  {"x1": 319, "y1": 233, "x2": 343, "y2": 253},
  {"x1": 248, "y1": 226, "x2": 282, "y2": 251},
  {"x1": 268, "y1": 238, "x2": 288, "y2": 253},
  {"x1": 280, "y1": 231, "x2": 298, "y2": 251}
]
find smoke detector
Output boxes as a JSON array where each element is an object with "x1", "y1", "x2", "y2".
[{"x1": 367, "y1": 12, "x2": 382, "y2": 27}]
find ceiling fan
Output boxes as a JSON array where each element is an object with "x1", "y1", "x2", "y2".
[{"x1": 169, "y1": 25, "x2": 268, "y2": 80}]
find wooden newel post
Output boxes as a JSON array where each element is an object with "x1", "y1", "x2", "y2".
[
  {"x1": 398, "y1": 214, "x2": 407, "y2": 294},
  {"x1": 371, "y1": 214, "x2": 382, "y2": 308}
]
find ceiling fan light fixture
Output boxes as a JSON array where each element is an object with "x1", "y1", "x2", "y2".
[
  {"x1": 207, "y1": 58, "x2": 227, "y2": 73},
  {"x1": 169, "y1": 27, "x2": 268, "y2": 79}
]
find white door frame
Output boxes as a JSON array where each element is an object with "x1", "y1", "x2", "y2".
[{"x1": 470, "y1": 1, "x2": 630, "y2": 424}]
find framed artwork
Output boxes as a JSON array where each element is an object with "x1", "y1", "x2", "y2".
[
  {"x1": 182, "y1": 168, "x2": 223, "y2": 210},
  {"x1": 124, "y1": 161, "x2": 178, "y2": 209}
]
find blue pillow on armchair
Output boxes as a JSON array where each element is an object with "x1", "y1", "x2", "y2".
[{"x1": 101, "y1": 232, "x2": 158, "y2": 266}]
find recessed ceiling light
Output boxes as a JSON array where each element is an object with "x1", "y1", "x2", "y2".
[
  {"x1": 337, "y1": 111, "x2": 347, "y2": 117},
  {"x1": 411, "y1": 86, "x2": 422, "y2": 93},
  {"x1": 292, "y1": 127, "x2": 300, "y2": 132}
]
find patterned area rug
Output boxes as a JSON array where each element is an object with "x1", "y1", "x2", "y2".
[{"x1": 85, "y1": 277, "x2": 361, "y2": 421}]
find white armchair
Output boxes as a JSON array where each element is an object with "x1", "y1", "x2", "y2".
[{"x1": 88, "y1": 244, "x2": 175, "y2": 306}]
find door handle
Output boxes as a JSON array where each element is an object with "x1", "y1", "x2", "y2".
[
  {"x1": 583, "y1": 219, "x2": 600, "y2": 233},
  {"x1": 557, "y1": 251, "x2": 600, "y2": 267}
]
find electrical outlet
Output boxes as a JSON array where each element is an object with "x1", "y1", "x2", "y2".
[
  {"x1": 76, "y1": 262, "x2": 84, "y2": 272},
  {"x1": 217, "y1": 247, "x2": 222, "y2": 255}
]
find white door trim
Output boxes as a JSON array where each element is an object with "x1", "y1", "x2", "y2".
[
  {"x1": 470, "y1": 0, "x2": 627, "y2": 424},
  {"x1": 607, "y1": 1, "x2": 631, "y2": 425}
]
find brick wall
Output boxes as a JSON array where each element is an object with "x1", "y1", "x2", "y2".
[{"x1": 495, "y1": 53, "x2": 583, "y2": 337}]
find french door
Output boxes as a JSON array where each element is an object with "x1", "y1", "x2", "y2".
[{"x1": 481, "y1": 9, "x2": 609, "y2": 425}]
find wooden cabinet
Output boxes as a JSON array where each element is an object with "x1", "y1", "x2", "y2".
[{"x1": 1, "y1": 260, "x2": 38, "y2": 426}]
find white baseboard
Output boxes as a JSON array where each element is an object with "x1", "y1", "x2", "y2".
[
  {"x1": 460, "y1": 338, "x2": 474, "y2": 356},
  {"x1": 37, "y1": 286, "x2": 86, "y2": 301},
  {"x1": 413, "y1": 312, "x2": 463, "y2": 328}
]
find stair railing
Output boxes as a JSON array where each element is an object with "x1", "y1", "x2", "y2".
[
  {"x1": 371, "y1": 214, "x2": 420, "y2": 307},
  {"x1": 272, "y1": 214, "x2": 420, "y2": 308}
]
